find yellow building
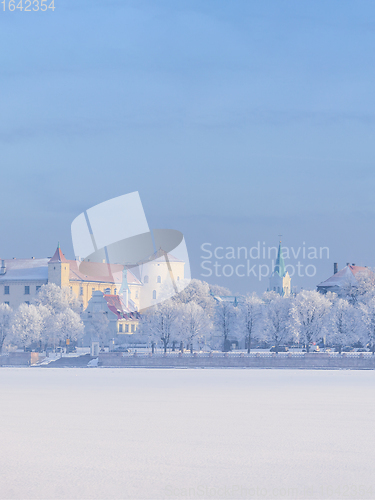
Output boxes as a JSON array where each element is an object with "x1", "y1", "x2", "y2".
[{"x1": 0, "y1": 244, "x2": 185, "y2": 316}]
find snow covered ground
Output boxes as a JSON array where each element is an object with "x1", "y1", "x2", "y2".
[{"x1": 0, "y1": 369, "x2": 374, "y2": 500}]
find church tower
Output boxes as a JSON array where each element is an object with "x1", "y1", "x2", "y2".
[
  {"x1": 269, "y1": 241, "x2": 291, "y2": 296},
  {"x1": 48, "y1": 243, "x2": 70, "y2": 288}
]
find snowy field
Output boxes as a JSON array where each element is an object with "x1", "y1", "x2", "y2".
[{"x1": 0, "y1": 369, "x2": 374, "y2": 500}]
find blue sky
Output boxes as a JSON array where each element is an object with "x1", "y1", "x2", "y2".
[{"x1": 1, "y1": 0, "x2": 375, "y2": 293}]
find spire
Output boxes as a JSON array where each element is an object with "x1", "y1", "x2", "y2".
[
  {"x1": 49, "y1": 244, "x2": 68, "y2": 263},
  {"x1": 119, "y1": 267, "x2": 129, "y2": 295},
  {"x1": 274, "y1": 241, "x2": 286, "y2": 277}
]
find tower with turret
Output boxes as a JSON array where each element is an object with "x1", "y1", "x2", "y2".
[{"x1": 48, "y1": 243, "x2": 70, "y2": 288}]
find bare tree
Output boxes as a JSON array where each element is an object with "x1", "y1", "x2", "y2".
[
  {"x1": 240, "y1": 293, "x2": 262, "y2": 353},
  {"x1": 214, "y1": 301, "x2": 239, "y2": 351}
]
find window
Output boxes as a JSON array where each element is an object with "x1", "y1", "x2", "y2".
[
  {"x1": 80, "y1": 287, "x2": 83, "y2": 295},
  {"x1": 4, "y1": 301, "x2": 9, "y2": 306},
  {"x1": 152, "y1": 290, "x2": 156, "y2": 299},
  {"x1": 25, "y1": 286, "x2": 30, "y2": 295},
  {"x1": 125, "y1": 324, "x2": 129, "y2": 333},
  {"x1": 135, "y1": 290, "x2": 138, "y2": 299},
  {"x1": 36, "y1": 286, "x2": 41, "y2": 292},
  {"x1": 4, "y1": 286, "x2": 9, "y2": 295},
  {"x1": 131, "y1": 324, "x2": 135, "y2": 333},
  {"x1": 92, "y1": 287, "x2": 95, "y2": 293},
  {"x1": 114, "y1": 288, "x2": 117, "y2": 295},
  {"x1": 157, "y1": 276, "x2": 161, "y2": 283},
  {"x1": 177, "y1": 276, "x2": 180, "y2": 281},
  {"x1": 25, "y1": 301, "x2": 30, "y2": 305},
  {"x1": 144, "y1": 275, "x2": 149, "y2": 284},
  {"x1": 119, "y1": 324, "x2": 123, "y2": 333}
]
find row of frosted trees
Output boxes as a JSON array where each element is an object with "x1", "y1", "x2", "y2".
[
  {"x1": 2, "y1": 277, "x2": 375, "y2": 355},
  {"x1": 140, "y1": 278, "x2": 375, "y2": 354},
  {"x1": 0, "y1": 284, "x2": 84, "y2": 353}
]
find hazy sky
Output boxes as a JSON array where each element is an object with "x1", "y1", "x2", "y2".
[{"x1": 1, "y1": 0, "x2": 375, "y2": 293}]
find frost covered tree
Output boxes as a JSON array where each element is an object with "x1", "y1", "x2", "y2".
[
  {"x1": 213, "y1": 300, "x2": 239, "y2": 351},
  {"x1": 290, "y1": 290, "x2": 331, "y2": 352},
  {"x1": 208, "y1": 283, "x2": 232, "y2": 298},
  {"x1": 328, "y1": 298, "x2": 359, "y2": 353},
  {"x1": 10, "y1": 303, "x2": 44, "y2": 348},
  {"x1": 35, "y1": 304, "x2": 55, "y2": 351},
  {"x1": 178, "y1": 302, "x2": 212, "y2": 352},
  {"x1": 141, "y1": 300, "x2": 179, "y2": 353},
  {"x1": 0, "y1": 303, "x2": 12, "y2": 353},
  {"x1": 34, "y1": 283, "x2": 81, "y2": 314},
  {"x1": 239, "y1": 293, "x2": 262, "y2": 353},
  {"x1": 172, "y1": 279, "x2": 217, "y2": 318},
  {"x1": 53, "y1": 309, "x2": 84, "y2": 344},
  {"x1": 339, "y1": 269, "x2": 375, "y2": 305},
  {"x1": 33, "y1": 283, "x2": 84, "y2": 348},
  {"x1": 262, "y1": 295, "x2": 291, "y2": 353},
  {"x1": 358, "y1": 297, "x2": 375, "y2": 354}
]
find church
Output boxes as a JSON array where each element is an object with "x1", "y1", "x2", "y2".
[{"x1": 268, "y1": 241, "x2": 291, "y2": 296}]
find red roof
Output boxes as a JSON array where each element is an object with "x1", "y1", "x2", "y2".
[
  {"x1": 103, "y1": 294, "x2": 140, "y2": 320},
  {"x1": 68, "y1": 261, "x2": 142, "y2": 285},
  {"x1": 317, "y1": 264, "x2": 372, "y2": 288},
  {"x1": 49, "y1": 245, "x2": 68, "y2": 264}
]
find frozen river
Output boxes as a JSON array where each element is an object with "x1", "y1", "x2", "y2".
[{"x1": 0, "y1": 368, "x2": 374, "y2": 500}]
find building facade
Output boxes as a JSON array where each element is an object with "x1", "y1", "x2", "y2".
[
  {"x1": 317, "y1": 262, "x2": 371, "y2": 295},
  {"x1": 0, "y1": 244, "x2": 185, "y2": 319}
]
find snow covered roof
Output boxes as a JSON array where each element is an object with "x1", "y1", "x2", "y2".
[
  {"x1": 103, "y1": 294, "x2": 140, "y2": 320},
  {"x1": 213, "y1": 295, "x2": 244, "y2": 305},
  {"x1": 0, "y1": 258, "x2": 49, "y2": 282},
  {"x1": 317, "y1": 265, "x2": 370, "y2": 289},
  {"x1": 0, "y1": 243, "x2": 142, "y2": 287}
]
